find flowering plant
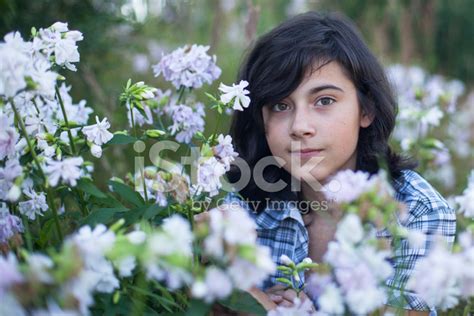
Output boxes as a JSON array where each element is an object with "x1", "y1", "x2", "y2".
[{"x1": 1, "y1": 21, "x2": 473, "y2": 316}]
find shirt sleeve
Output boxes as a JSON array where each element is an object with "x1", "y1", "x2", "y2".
[{"x1": 385, "y1": 199, "x2": 456, "y2": 311}]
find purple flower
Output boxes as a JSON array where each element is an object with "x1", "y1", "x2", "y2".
[
  {"x1": 0, "y1": 204, "x2": 23, "y2": 244},
  {"x1": 0, "y1": 113, "x2": 19, "y2": 160},
  {"x1": 153, "y1": 44, "x2": 221, "y2": 89},
  {"x1": 166, "y1": 103, "x2": 205, "y2": 144},
  {"x1": 0, "y1": 253, "x2": 23, "y2": 296}
]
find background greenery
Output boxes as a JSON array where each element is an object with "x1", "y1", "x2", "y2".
[{"x1": 1, "y1": 0, "x2": 472, "y2": 194}]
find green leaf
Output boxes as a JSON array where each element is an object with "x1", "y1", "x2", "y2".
[
  {"x1": 38, "y1": 218, "x2": 55, "y2": 248},
  {"x1": 129, "y1": 285, "x2": 180, "y2": 312},
  {"x1": 185, "y1": 299, "x2": 211, "y2": 316},
  {"x1": 142, "y1": 204, "x2": 164, "y2": 220},
  {"x1": 80, "y1": 207, "x2": 128, "y2": 226},
  {"x1": 275, "y1": 277, "x2": 293, "y2": 288},
  {"x1": 120, "y1": 205, "x2": 148, "y2": 224},
  {"x1": 145, "y1": 129, "x2": 166, "y2": 138},
  {"x1": 108, "y1": 180, "x2": 145, "y2": 207},
  {"x1": 218, "y1": 291, "x2": 266, "y2": 316},
  {"x1": 205, "y1": 92, "x2": 217, "y2": 101},
  {"x1": 106, "y1": 133, "x2": 138, "y2": 145},
  {"x1": 76, "y1": 178, "x2": 107, "y2": 198}
]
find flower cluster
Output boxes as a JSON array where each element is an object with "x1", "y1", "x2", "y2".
[
  {"x1": 153, "y1": 44, "x2": 221, "y2": 89},
  {"x1": 407, "y1": 230, "x2": 474, "y2": 310},
  {"x1": 166, "y1": 102, "x2": 205, "y2": 144},
  {"x1": 0, "y1": 22, "x2": 82, "y2": 99},
  {"x1": 194, "y1": 134, "x2": 238, "y2": 197},
  {"x1": 0, "y1": 207, "x2": 276, "y2": 314},
  {"x1": 454, "y1": 170, "x2": 474, "y2": 218},
  {"x1": 0, "y1": 203, "x2": 23, "y2": 244},
  {"x1": 387, "y1": 64, "x2": 464, "y2": 140},
  {"x1": 192, "y1": 204, "x2": 276, "y2": 301},
  {"x1": 307, "y1": 214, "x2": 394, "y2": 314}
]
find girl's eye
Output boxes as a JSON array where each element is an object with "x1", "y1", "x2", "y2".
[
  {"x1": 271, "y1": 103, "x2": 290, "y2": 112},
  {"x1": 315, "y1": 97, "x2": 335, "y2": 107}
]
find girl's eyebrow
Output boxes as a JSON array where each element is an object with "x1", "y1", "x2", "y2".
[{"x1": 307, "y1": 84, "x2": 344, "y2": 95}]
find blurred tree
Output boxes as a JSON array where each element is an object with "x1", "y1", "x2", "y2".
[{"x1": 316, "y1": 0, "x2": 473, "y2": 83}]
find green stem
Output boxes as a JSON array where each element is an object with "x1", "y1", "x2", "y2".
[
  {"x1": 10, "y1": 99, "x2": 46, "y2": 181},
  {"x1": 74, "y1": 188, "x2": 90, "y2": 216},
  {"x1": 131, "y1": 272, "x2": 147, "y2": 316},
  {"x1": 212, "y1": 115, "x2": 222, "y2": 141},
  {"x1": 10, "y1": 99, "x2": 63, "y2": 243},
  {"x1": 46, "y1": 188, "x2": 63, "y2": 242},
  {"x1": 128, "y1": 100, "x2": 148, "y2": 202},
  {"x1": 141, "y1": 165, "x2": 148, "y2": 203},
  {"x1": 55, "y1": 85, "x2": 77, "y2": 155},
  {"x1": 176, "y1": 86, "x2": 186, "y2": 104},
  {"x1": 21, "y1": 214, "x2": 33, "y2": 251}
]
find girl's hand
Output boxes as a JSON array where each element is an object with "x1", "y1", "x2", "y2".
[{"x1": 265, "y1": 284, "x2": 314, "y2": 310}]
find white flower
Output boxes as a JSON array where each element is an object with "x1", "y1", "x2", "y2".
[
  {"x1": 302, "y1": 257, "x2": 313, "y2": 264},
  {"x1": 335, "y1": 214, "x2": 363, "y2": 245},
  {"x1": 220, "y1": 204, "x2": 257, "y2": 245},
  {"x1": 82, "y1": 116, "x2": 113, "y2": 146},
  {"x1": 406, "y1": 230, "x2": 427, "y2": 248},
  {"x1": 323, "y1": 170, "x2": 378, "y2": 203},
  {"x1": 64, "y1": 270, "x2": 98, "y2": 315},
  {"x1": 420, "y1": 106, "x2": 444, "y2": 133},
  {"x1": 219, "y1": 80, "x2": 250, "y2": 111},
  {"x1": 228, "y1": 246, "x2": 275, "y2": 291},
  {"x1": 191, "y1": 280, "x2": 207, "y2": 299},
  {"x1": 318, "y1": 283, "x2": 344, "y2": 314},
  {"x1": 90, "y1": 144, "x2": 102, "y2": 158},
  {"x1": 27, "y1": 253, "x2": 54, "y2": 283},
  {"x1": 407, "y1": 242, "x2": 463, "y2": 310},
  {"x1": 0, "y1": 32, "x2": 31, "y2": 97},
  {"x1": 126, "y1": 230, "x2": 147, "y2": 244},
  {"x1": 455, "y1": 170, "x2": 474, "y2": 218},
  {"x1": 345, "y1": 286, "x2": 387, "y2": 315},
  {"x1": 6, "y1": 185, "x2": 21, "y2": 202},
  {"x1": 45, "y1": 157, "x2": 84, "y2": 187},
  {"x1": 54, "y1": 37, "x2": 81, "y2": 71},
  {"x1": 116, "y1": 256, "x2": 136, "y2": 277},
  {"x1": 71, "y1": 224, "x2": 116, "y2": 261},
  {"x1": 196, "y1": 157, "x2": 226, "y2": 197},
  {"x1": 280, "y1": 254, "x2": 294, "y2": 266},
  {"x1": 201, "y1": 267, "x2": 233, "y2": 302},
  {"x1": 268, "y1": 297, "x2": 315, "y2": 316},
  {"x1": 213, "y1": 134, "x2": 238, "y2": 171},
  {"x1": 50, "y1": 22, "x2": 69, "y2": 32}
]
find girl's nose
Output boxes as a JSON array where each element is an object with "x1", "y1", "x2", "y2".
[{"x1": 289, "y1": 107, "x2": 316, "y2": 139}]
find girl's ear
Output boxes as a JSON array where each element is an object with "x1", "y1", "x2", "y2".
[{"x1": 360, "y1": 112, "x2": 375, "y2": 128}]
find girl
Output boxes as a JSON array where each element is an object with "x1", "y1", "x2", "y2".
[{"x1": 225, "y1": 11, "x2": 456, "y2": 315}]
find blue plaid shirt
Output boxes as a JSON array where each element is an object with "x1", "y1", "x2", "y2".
[{"x1": 223, "y1": 169, "x2": 456, "y2": 312}]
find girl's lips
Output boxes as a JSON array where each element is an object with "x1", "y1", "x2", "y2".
[{"x1": 291, "y1": 149, "x2": 325, "y2": 158}]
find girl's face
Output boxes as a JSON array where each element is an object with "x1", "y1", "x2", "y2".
[{"x1": 262, "y1": 61, "x2": 373, "y2": 188}]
